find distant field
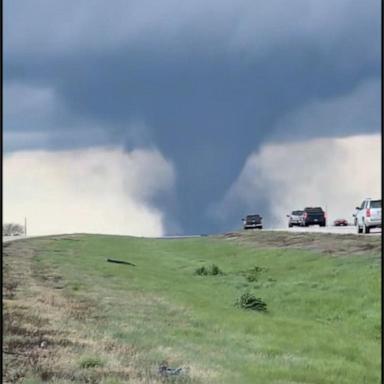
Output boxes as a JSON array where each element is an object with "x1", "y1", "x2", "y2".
[{"x1": 3, "y1": 232, "x2": 381, "y2": 384}]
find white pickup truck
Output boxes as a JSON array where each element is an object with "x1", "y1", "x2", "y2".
[{"x1": 354, "y1": 198, "x2": 382, "y2": 234}]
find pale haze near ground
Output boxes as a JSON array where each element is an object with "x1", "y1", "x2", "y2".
[
  {"x1": 217, "y1": 134, "x2": 381, "y2": 227},
  {"x1": 4, "y1": 147, "x2": 175, "y2": 237}
]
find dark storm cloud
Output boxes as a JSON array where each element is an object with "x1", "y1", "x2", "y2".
[{"x1": 4, "y1": 0, "x2": 381, "y2": 233}]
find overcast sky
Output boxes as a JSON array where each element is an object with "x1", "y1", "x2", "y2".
[{"x1": 4, "y1": 0, "x2": 381, "y2": 235}]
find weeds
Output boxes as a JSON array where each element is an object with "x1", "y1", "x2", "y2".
[
  {"x1": 235, "y1": 292, "x2": 267, "y2": 312},
  {"x1": 241, "y1": 266, "x2": 267, "y2": 282},
  {"x1": 79, "y1": 356, "x2": 105, "y2": 369},
  {"x1": 194, "y1": 264, "x2": 223, "y2": 276}
]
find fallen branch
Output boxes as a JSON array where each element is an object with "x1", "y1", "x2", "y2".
[{"x1": 106, "y1": 258, "x2": 136, "y2": 266}]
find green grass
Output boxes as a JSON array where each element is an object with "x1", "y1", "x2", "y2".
[
  {"x1": 79, "y1": 356, "x2": 105, "y2": 369},
  {"x1": 10, "y1": 234, "x2": 382, "y2": 383}
]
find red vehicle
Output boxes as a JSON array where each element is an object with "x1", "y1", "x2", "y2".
[{"x1": 334, "y1": 218, "x2": 348, "y2": 226}]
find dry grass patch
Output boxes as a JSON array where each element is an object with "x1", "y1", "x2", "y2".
[
  {"x1": 221, "y1": 230, "x2": 382, "y2": 257},
  {"x1": 3, "y1": 239, "x2": 199, "y2": 384}
]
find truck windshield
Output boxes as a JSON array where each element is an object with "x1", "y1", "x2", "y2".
[
  {"x1": 305, "y1": 208, "x2": 324, "y2": 213},
  {"x1": 370, "y1": 200, "x2": 381, "y2": 209}
]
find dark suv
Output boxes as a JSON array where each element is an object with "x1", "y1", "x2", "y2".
[
  {"x1": 242, "y1": 214, "x2": 263, "y2": 230},
  {"x1": 303, "y1": 207, "x2": 326, "y2": 227}
]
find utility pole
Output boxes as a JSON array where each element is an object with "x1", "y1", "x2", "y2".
[{"x1": 24, "y1": 217, "x2": 27, "y2": 237}]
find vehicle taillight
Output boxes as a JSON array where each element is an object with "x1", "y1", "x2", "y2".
[
  {"x1": 366, "y1": 208, "x2": 371, "y2": 217},
  {"x1": 303, "y1": 212, "x2": 307, "y2": 219},
  {"x1": 324, "y1": 212, "x2": 327, "y2": 219}
]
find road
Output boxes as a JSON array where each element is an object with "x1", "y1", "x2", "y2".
[
  {"x1": 161, "y1": 226, "x2": 382, "y2": 237},
  {"x1": 270, "y1": 225, "x2": 381, "y2": 235},
  {"x1": 3, "y1": 235, "x2": 41, "y2": 243},
  {"x1": 3, "y1": 236, "x2": 25, "y2": 242}
]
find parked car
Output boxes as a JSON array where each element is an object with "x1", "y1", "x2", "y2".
[
  {"x1": 303, "y1": 207, "x2": 326, "y2": 227},
  {"x1": 286, "y1": 210, "x2": 304, "y2": 227},
  {"x1": 242, "y1": 214, "x2": 263, "y2": 230},
  {"x1": 334, "y1": 218, "x2": 348, "y2": 226},
  {"x1": 355, "y1": 198, "x2": 382, "y2": 234}
]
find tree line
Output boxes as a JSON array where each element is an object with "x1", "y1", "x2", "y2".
[{"x1": 3, "y1": 223, "x2": 25, "y2": 236}]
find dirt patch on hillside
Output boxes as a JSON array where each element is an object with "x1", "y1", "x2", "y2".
[
  {"x1": 2, "y1": 241, "x2": 105, "y2": 383},
  {"x1": 220, "y1": 231, "x2": 382, "y2": 257},
  {"x1": 3, "y1": 239, "x2": 195, "y2": 384}
]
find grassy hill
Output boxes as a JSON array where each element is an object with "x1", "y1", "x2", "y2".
[{"x1": 3, "y1": 232, "x2": 381, "y2": 383}]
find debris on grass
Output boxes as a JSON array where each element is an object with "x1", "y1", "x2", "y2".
[
  {"x1": 107, "y1": 258, "x2": 136, "y2": 266},
  {"x1": 158, "y1": 361, "x2": 190, "y2": 380},
  {"x1": 235, "y1": 292, "x2": 267, "y2": 312},
  {"x1": 158, "y1": 363, "x2": 183, "y2": 376}
]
